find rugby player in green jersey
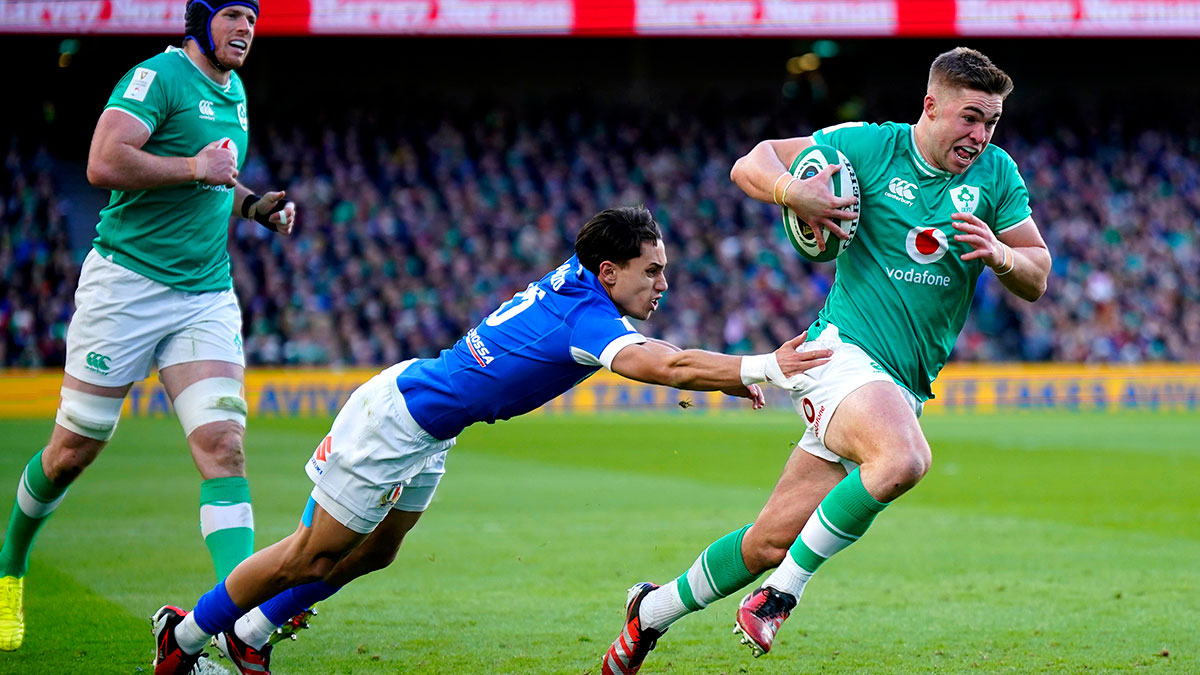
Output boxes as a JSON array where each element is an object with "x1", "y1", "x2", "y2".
[
  {"x1": 0, "y1": 0, "x2": 296, "y2": 660},
  {"x1": 601, "y1": 47, "x2": 1051, "y2": 674}
]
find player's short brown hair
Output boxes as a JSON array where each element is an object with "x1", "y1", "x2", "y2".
[{"x1": 928, "y1": 47, "x2": 1014, "y2": 99}]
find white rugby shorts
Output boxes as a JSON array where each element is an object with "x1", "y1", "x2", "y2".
[
  {"x1": 789, "y1": 324, "x2": 923, "y2": 470},
  {"x1": 65, "y1": 250, "x2": 244, "y2": 387},
  {"x1": 306, "y1": 360, "x2": 456, "y2": 534}
]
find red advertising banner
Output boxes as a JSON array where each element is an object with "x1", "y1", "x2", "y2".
[
  {"x1": 0, "y1": 0, "x2": 179, "y2": 34},
  {"x1": 956, "y1": 0, "x2": 1200, "y2": 36},
  {"x1": 305, "y1": 0, "x2": 573, "y2": 34},
  {"x1": 631, "y1": 0, "x2": 897, "y2": 35},
  {"x1": 4, "y1": 0, "x2": 1200, "y2": 35}
]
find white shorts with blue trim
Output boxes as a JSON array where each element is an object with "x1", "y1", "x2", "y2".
[{"x1": 306, "y1": 360, "x2": 455, "y2": 534}]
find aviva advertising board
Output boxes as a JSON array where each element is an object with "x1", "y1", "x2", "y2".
[{"x1": 1, "y1": 364, "x2": 1198, "y2": 419}]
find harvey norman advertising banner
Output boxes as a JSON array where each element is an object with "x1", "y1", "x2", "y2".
[
  {"x1": 1, "y1": 364, "x2": 1198, "y2": 419},
  {"x1": 5, "y1": 0, "x2": 1200, "y2": 36}
]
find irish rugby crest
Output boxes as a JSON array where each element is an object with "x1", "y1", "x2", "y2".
[{"x1": 950, "y1": 184, "x2": 981, "y2": 215}]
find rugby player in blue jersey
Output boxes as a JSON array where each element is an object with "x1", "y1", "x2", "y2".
[{"x1": 149, "y1": 206, "x2": 832, "y2": 675}]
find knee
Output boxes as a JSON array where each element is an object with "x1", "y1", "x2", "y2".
[
  {"x1": 50, "y1": 387, "x2": 122, "y2": 483},
  {"x1": 355, "y1": 535, "x2": 406, "y2": 574},
  {"x1": 271, "y1": 551, "x2": 340, "y2": 588},
  {"x1": 43, "y1": 457, "x2": 85, "y2": 486},
  {"x1": 43, "y1": 435, "x2": 105, "y2": 485},
  {"x1": 211, "y1": 427, "x2": 246, "y2": 463},
  {"x1": 175, "y1": 377, "x2": 249, "y2": 470},
  {"x1": 192, "y1": 424, "x2": 247, "y2": 472},
  {"x1": 324, "y1": 530, "x2": 409, "y2": 588},
  {"x1": 875, "y1": 444, "x2": 931, "y2": 496},
  {"x1": 363, "y1": 542, "x2": 401, "y2": 573}
]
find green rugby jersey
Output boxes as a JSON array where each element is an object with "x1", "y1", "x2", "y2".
[
  {"x1": 809, "y1": 121, "x2": 1032, "y2": 400},
  {"x1": 95, "y1": 46, "x2": 249, "y2": 292}
]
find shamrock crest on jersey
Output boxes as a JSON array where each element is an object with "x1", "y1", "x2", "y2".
[{"x1": 950, "y1": 185, "x2": 982, "y2": 215}]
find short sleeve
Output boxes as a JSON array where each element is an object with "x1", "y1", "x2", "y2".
[
  {"x1": 104, "y1": 61, "x2": 170, "y2": 135},
  {"x1": 569, "y1": 307, "x2": 646, "y2": 369},
  {"x1": 812, "y1": 121, "x2": 895, "y2": 189},
  {"x1": 991, "y1": 150, "x2": 1033, "y2": 233}
]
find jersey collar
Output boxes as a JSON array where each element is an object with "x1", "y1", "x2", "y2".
[
  {"x1": 908, "y1": 126, "x2": 953, "y2": 180},
  {"x1": 569, "y1": 256, "x2": 602, "y2": 291},
  {"x1": 169, "y1": 46, "x2": 236, "y2": 93},
  {"x1": 566, "y1": 255, "x2": 619, "y2": 307}
]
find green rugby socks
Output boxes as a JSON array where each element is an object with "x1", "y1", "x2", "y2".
[
  {"x1": 763, "y1": 468, "x2": 889, "y2": 598},
  {"x1": 199, "y1": 477, "x2": 254, "y2": 580},
  {"x1": 639, "y1": 524, "x2": 758, "y2": 631},
  {"x1": 0, "y1": 456, "x2": 256, "y2": 582},
  {"x1": 0, "y1": 450, "x2": 69, "y2": 578}
]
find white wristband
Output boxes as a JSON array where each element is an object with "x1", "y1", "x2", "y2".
[{"x1": 740, "y1": 353, "x2": 774, "y2": 386}]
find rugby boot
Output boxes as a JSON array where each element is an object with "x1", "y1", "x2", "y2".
[
  {"x1": 733, "y1": 585, "x2": 797, "y2": 657},
  {"x1": 265, "y1": 605, "x2": 317, "y2": 647},
  {"x1": 601, "y1": 582, "x2": 665, "y2": 675},
  {"x1": 0, "y1": 576, "x2": 23, "y2": 651},
  {"x1": 151, "y1": 605, "x2": 205, "y2": 675},
  {"x1": 214, "y1": 629, "x2": 272, "y2": 675}
]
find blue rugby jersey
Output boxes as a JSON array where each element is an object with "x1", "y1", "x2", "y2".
[{"x1": 397, "y1": 256, "x2": 646, "y2": 439}]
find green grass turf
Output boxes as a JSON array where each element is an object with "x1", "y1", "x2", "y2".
[{"x1": 0, "y1": 410, "x2": 1196, "y2": 674}]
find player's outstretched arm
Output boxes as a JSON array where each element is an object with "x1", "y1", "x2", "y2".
[
  {"x1": 234, "y1": 184, "x2": 296, "y2": 235},
  {"x1": 86, "y1": 109, "x2": 238, "y2": 191},
  {"x1": 608, "y1": 332, "x2": 831, "y2": 394}
]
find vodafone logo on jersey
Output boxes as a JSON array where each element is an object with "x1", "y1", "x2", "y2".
[
  {"x1": 801, "y1": 397, "x2": 827, "y2": 437},
  {"x1": 219, "y1": 137, "x2": 239, "y2": 165},
  {"x1": 905, "y1": 227, "x2": 948, "y2": 264}
]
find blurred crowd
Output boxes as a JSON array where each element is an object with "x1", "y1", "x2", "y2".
[
  {"x1": 0, "y1": 143, "x2": 76, "y2": 368},
  {"x1": 3, "y1": 107, "x2": 1198, "y2": 369}
]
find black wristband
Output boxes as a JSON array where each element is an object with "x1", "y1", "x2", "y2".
[
  {"x1": 241, "y1": 193, "x2": 260, "y2": 219},
  {"x1": 254, "y1": 199, "x2": 287, "y2": 231}
]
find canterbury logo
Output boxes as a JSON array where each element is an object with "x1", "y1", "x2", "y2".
[
  {"x1": 314, "y1": 435, "x2": 332, "y2": 462},
  {"x1": 198, "y1": 100, "x2": 215, "y2": 117},
  {"x1": 888, "y1": 177, "x2": 917, "y2": 201},
  {"x1": 85, "y1": 351, "x2": 111, "y2": 372}
]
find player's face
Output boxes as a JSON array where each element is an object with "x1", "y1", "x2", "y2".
[
  {"x1": 927, "y1": 86, "x2": 1004, "y2": 174},
  {"x1": 607, "y1": 240, "x2": 668, "y2": 321},
  {"x1": 211, "y1": 6, "x2": 256, "y2": 69}
]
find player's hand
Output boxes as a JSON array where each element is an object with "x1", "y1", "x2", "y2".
[
  {"x1": 783, "y1": 163, "x2": 859, "y2": 252},
  {"x1": 720, "y1": 383, "x2": 766, "y2": 410},
  {"x1": 193, "y1": 140, "x2": 238, "y2": 187},
  {"x1": 250, "y1": 190, "x2": 296, "y2": 235},
  {"x1": 952, "y1": 212, "x2": 1009, "y2": 265},
  {"x1": 773, "y1": 331, "x2": 833, "y2": 382}
]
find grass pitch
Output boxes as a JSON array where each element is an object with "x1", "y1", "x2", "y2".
[{"x1": 0, "y1": 410, "x2": 1196, "y2": 674}]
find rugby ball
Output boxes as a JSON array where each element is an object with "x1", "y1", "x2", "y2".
[{"x1": 781, "y1": 144, "x2": 860, "y2": 262}]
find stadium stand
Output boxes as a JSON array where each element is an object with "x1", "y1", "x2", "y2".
[
  {"x1": 0, "y1": 142, "x2": 77, "y2": 368},
  {"x1": 4, "y1": 102, "x2": 1197, "y2": 369}
]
